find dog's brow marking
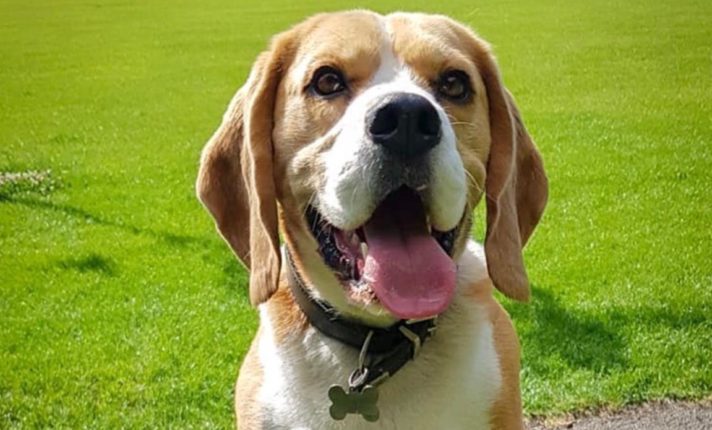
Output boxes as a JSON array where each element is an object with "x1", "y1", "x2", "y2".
[{"x1": 370, "y1": 16, "x2": 405, "y2": 86}]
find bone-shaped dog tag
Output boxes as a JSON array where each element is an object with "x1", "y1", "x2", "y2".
[{"x1": 328, "y1": 385, "x2": 379, "y2": 422}]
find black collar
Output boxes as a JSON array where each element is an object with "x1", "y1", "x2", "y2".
[{"x1": 285, "y1": 247, "x2": 437, "y2": 391}]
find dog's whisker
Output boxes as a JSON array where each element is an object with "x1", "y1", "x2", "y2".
[
  {"x1": 304, "y1": 192, "x2": 321, "y2": 232},
  {"x1": 464, "y1": 169, "x2": 483, "y2": 195},
  {"x1": 449, "y1": 121, "x2": 479, "y2": 129}
]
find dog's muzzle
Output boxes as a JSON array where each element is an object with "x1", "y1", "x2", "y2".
[{"x1": 309, "y1": 86, "x2": 468, "y2": 320}]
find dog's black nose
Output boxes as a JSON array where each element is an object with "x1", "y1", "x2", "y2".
[{"x1": 367, "y1": 93, "x2": 441, "y2": 158}]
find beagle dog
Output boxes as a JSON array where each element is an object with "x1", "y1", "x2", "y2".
[{"x1": 197, "y1": 10, "x2": 547, "y2": 430}]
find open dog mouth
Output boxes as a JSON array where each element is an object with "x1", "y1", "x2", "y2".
[{"x1": 306, "y1": 186, "x2": 459, "y2": 319}]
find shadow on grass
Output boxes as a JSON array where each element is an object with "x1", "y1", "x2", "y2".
[
  {"x1": 507, "y1": 286, "x2": 628, "y2": 374},
  {"x1": 507, "y1": 286, "x2": 710, "y2": 376},
  {"x1": 221, "y1": 257, "x2": 251, "y2": 304},
  {"x1": 57, "y1": 253, "x2": 118, "y2": 276},
  {"x1": 1, "y1": 195, "x2": 213, "y2": 248},
  {"x1": 4, "y1": 194, "x2": 258, "y2": 303}
]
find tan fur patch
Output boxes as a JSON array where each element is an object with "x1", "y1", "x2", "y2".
[
  {"x1": 465, "y1": 278, "x2": 524, "y2": 429},
  {"x1": 266, "y1": 285, "x2": 309, "y2": 345},
  {"x1": 489, "y1": 301, "x2": 524, "y2": 429},
  {"x1": 234, "y1": 327, "x2": 264, "y2": 429}
]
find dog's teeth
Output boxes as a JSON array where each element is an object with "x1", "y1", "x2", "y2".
[
  {"x1": 360, "y1": 242, "x2": 368, "y2": 257},
  {"x1": 350, "y1": 232, "x2": 360, "y2": 247}
]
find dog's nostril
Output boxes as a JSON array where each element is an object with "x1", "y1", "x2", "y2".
[
  {"x1": 369, "y1": 103, "x2": 399, "y2": 137},
  {"x1": 418, "y1": 108, "x2": 440, "y2": 137},
  {"x1": 367, "y1": 93, "x2": 441, "y2": 159}
]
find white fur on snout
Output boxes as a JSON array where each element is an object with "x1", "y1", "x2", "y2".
[
  {"x1": 320, "y1": 103, "x2": 380, "y2": 230},
  {"x1": 318, "y1": 20, "x2": 467, "y2": 232},
  {"x1": 425, "y1": 124, "x2": 468, "y2": 231}
]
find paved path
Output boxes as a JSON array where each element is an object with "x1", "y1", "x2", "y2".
[{"x1": 527, "y1": 401, "x2": 712, "y2": 430}]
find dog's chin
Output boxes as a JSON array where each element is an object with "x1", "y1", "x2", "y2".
[{"x1": 305, "y1": 186, "x2": 464, "y2": 322}]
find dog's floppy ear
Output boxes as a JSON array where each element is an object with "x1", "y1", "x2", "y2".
[
  {"x1": 197, "y1": 34, "x2": 294, "y2": 306},
  {"x1": 479, "y1": 51, "x2": 548, "y2": 302}
]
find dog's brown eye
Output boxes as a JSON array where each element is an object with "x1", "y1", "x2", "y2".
[
  {"x1": 436, "y1": 70, "x2": 472, "y2": 102},
  {"x1": 310, "y1": 66, "x2": 347, "y2": 97}
]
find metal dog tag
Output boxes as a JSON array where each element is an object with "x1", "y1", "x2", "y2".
[{"x1": 328, "y1": 385, "x2": 379, "y2": 422}]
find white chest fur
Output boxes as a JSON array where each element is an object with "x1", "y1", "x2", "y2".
[
  {"x1": 255, "y1": 242, "x2": 501, "y2": 429},
  {"x1": 256, "y1": 301, "x2": 501, "y2": 429}
]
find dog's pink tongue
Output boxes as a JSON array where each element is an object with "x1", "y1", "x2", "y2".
[{"x1": 362, "y1": 188, "x2": 456, "y2": 320}]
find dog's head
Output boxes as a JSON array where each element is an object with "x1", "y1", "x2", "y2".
[{"x1": 197, "y1": 11, "x2": 547, "y2": 325}]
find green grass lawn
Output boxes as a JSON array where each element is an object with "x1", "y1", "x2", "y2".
[{"x1": 1, "y1": 0, "x2": 710, "y2": 427}]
